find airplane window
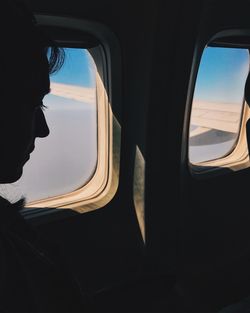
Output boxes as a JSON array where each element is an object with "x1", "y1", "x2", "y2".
[
  {"x1": 18, "y1": 48, "x2": 98, "y2": 202},
  {"x1": 189, "y1": 47, "x2": 249, "y2": 164}
]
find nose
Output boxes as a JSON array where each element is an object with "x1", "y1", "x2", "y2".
[{"x1": 35, "y1": 107, "x2": 50, "y2": 138}]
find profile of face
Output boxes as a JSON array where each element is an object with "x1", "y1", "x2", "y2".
[{"x1": 0, "y1": 51, "x2": 50, "y2": 183}]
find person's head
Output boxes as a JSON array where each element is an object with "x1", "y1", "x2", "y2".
[
  {"x1": 245, "y1": 71, "x2": 250, "y2": 106},
  {"x1": 0, "y1": 0, "x2": 64, "y2": 183}
]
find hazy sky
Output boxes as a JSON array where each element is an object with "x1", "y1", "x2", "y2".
[
  {"x1": 18, "y1": 48, "x2": 98, "y2": 203},
  {"x1": 190, "y1": 47, "x2": 250, "y2": 163}
]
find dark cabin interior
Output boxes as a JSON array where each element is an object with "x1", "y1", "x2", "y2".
[{"x1": 14, "y1": 0, "x2": 250, "y2": 312}]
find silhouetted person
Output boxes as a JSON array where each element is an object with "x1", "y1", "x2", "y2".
[
  {"x1": 0, "y1": 1, "x2": 85, "y2": 312},
  {"x1": 245, "y1": 70, "x2": 250, "y2": 154}
]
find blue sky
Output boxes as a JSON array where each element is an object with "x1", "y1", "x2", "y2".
[
  {"x1": 194, "y1": 47, "x2": 249, "y2": 103},
  {"x1": 50, "y1": 48, "x2": 95, "y2": 87}
]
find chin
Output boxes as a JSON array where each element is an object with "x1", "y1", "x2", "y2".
[{"x1": 0, "y1": 168, "x2": 23, "y2": 184}]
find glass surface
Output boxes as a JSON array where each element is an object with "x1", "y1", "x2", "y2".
[
  {"x1": 19, "y1": 48, "x2": 98, "y2": 202},
  {"x1": 189, "y1": 47, "x2": 249, "y2": 164}
]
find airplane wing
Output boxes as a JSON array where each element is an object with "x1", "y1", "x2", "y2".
[
  {"x1": 50, "y1": 82, "x2": 96, "y2": 104},
  {"x1": 190, "y1": 100, "x2": 243, "y2": 137}
]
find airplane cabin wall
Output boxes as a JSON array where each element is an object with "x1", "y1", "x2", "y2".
[
  {"x1": 177, "y1": 1, "x2": 250, "y2": 311},
  {"x1": 13, "y1": 0, "x2": 250, "y2": 310}
]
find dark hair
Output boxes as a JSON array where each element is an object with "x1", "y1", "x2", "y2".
[
  {"x1": 46, "y1": 47, "x2": 65, "y2": 75},
  {"x1": 2, "y1": 0, "x2": 65, "y2": 74}
]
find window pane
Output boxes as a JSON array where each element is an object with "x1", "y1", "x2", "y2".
[
  {"x1": 19, "y1": 48, "x2": 98, "y2": 202},
  {"x1": 189, "y1": 47, "x2": 249, "y2": 164}
]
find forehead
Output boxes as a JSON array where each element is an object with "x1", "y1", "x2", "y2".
[{"x1": 16, "y1": 53, "x2": 50, "y2": 95}]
